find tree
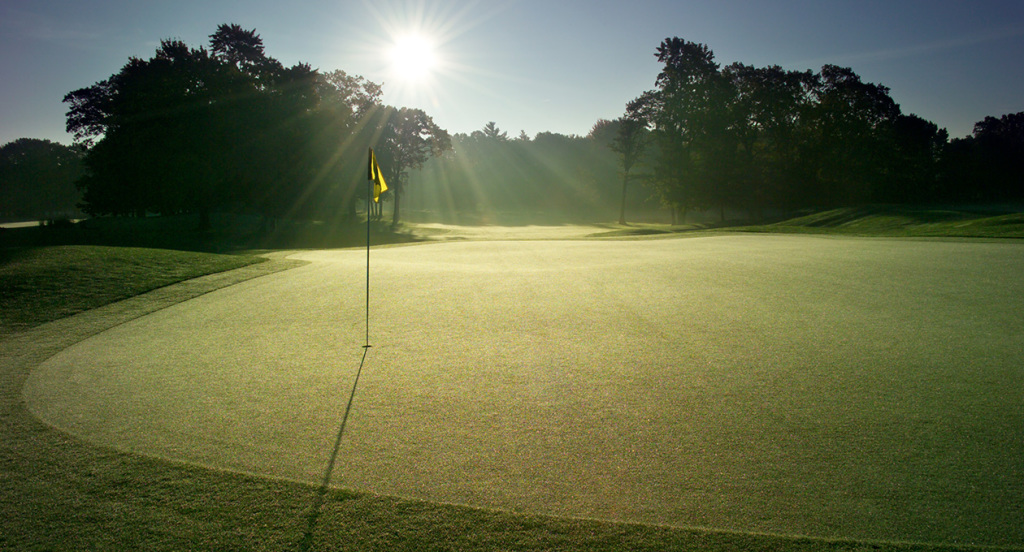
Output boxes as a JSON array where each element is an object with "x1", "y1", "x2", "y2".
[
  {"x1": 0, "y1": 139, "x2": 84, "y2": 219},
  {"x1": 971, "y1": 112, "x2": 1024, "y2": 201},
  {"x1": 370, "y1": 107, "x2": 452, "y2": 226},
  {"x1": 722, "y1": 63, "x2": 817, "y2": 213},
  {"x1": 66, "y1": 39, "x2": 243, "y2": 221},
  {"x1": 64, "y1": 25, "x2": 334, "y2": 228},
  {"x1": 481, "y1": 121, "x2": 508, "y2": 141},
  {"x1": 209, "y1": 24, "x2": 275, "y2": 76},
  {"x1": 304, "y1": 70, "x2": 385, "y2": 221},
  {"x1": 319, "y1": 69, "x2": 382, "y2": 118},
  {"x1": 632, "y1": 38, "x2": 733, "y2": 221},
  {"x1": 806, "y1": 65, "x2": 900, "y2": 206},
  {"x1": 886, "y1": 114, "x2": 948, "y2": 203},
  {"x1": 587, "y1": 119, "x2": 618, "y2": 145},
  {"x1": 605, "y1": 117, "x2": 648, "y2": 224},
  {"x1": 406, "y1": 125, "x2": 628, "y2": 224}
]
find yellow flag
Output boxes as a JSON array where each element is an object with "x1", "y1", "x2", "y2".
[{"x1": 368, "y1": 148, "x2": 388, "y2": 203}]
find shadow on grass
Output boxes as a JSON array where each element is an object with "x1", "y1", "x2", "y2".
[
  {"x1": 0, "y1": 213, "x2": 423, "y2": 253},
  {"x1": 299, "y1": 345, "x2": 369, "y2": 551},
  {"x1": 731, "y1": 205, "x2": 1024, "y2": 238},
  {"x1": 786, "y1": 206, "x2": 981, "y2": 228}
]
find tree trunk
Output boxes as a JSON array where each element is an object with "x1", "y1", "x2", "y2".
[
  {"x1": 391, "y1": 192, "x2": 401, "y2": 227},
  {"x1": 368, "y1": 195, "x2": 381, "y2": 221},
  {"x1": 618, "y1": 172, "x2": 629, "y2": 225}
]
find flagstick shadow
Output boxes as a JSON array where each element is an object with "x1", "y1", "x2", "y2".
[{"x1": 298, "y1": 345, "x2": 371, "y2": 552}]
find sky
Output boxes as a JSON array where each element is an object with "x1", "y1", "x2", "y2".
[{"x1": 2, "y1": 0, "x2": 1023, "y2": 147}]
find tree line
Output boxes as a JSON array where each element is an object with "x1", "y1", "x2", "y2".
[
  {"x1": 405, "y1": 122, "x2": 662, "y2": 224},
  {"x1": 620, "y1": 38, "x2": 1023, "y2": 222},
  {"x1": 2, "y1": 34, "x2": 1021, "y2": 227},
  {"x1": 408, "y1": 38, "x2": 1021, "y2": 226},
  {"x1": 61, "y1": 24, "x2": 450, "y2": 228}
]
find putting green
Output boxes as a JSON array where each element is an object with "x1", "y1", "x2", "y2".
[{"x1": 24, "y1": 234, "x2": 1024, "y2": 547}]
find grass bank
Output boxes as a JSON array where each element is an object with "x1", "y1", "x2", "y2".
[
  {"x1": 0, "y1": 246, "x2": 261, "y2": 337},
  {"x1": 2, "y1": 231, "x2": 1020, "y2": 550},
  {"x1": 583, "y1": 206, "x2": 1024, "y2": 239},
  {"x1": 736, "y1": 206, "x2": 1024, "y2": 238},
  {"x1": 0, "y1": 212, "x2": 423, "y2": 252}
]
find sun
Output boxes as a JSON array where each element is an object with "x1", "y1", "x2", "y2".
[{"x1": 388, "y1": 34, "x2": 436, "y2": 82}]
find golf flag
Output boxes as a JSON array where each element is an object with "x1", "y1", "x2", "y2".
[{"x1": 368, "y1": 148, "x2": 388, "y2": 203}]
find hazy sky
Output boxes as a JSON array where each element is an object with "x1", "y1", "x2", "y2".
[{"x1": 2, "y1": 0, "x2": 1022, "y2": 146}]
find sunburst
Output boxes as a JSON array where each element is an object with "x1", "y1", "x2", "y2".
[{"x1": 388, "y1": 34, "x2": 437, "y2": 82}]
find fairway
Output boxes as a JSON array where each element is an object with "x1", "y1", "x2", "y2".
[{"x1": 24, "y1": 234, "x2": 1024, "y2": 547}]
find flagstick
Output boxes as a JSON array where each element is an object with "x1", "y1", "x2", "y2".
[
  {"x1": 303, "y1": 149, "x2": 380, "y2": 549},
  {"x1": 365, "y1": 174, "x2": 371, "y2": 349}
]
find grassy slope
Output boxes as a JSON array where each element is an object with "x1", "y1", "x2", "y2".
[
  {"x1": 736, "y1": 206, "x2": 1024, "y2": 238},
  {"x1": 582, "y1": 207, "x2": 1024, "y2": 240},
  {"x1": 0, "y1": 212, "x2": 423, "y2": 252},
  {"x1": 1, "y1": 233, "x2": 1020, "y2": 551},
  {"x1": 0, "y1": 246, "x2": 261, "y2": 337}
]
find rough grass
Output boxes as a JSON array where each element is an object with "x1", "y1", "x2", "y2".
[
  {"x1": 0, "y1": 246, "x2": 261, "y2": 337},
  {"x1": 2, "y1": 225, "x2": 1022, "y2": 551},
  {"x1": 0, "y1": 212, "x2": 423, "y2": 252},
  {"x1": 735, "y1": 206, "x2": 1024, "y2": 238},
  {"x1": 572, "y1": 206, "x2": 1024, "y2": 239}
]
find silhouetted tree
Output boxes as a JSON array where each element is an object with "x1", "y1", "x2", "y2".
[
  {"x1": 587, "y1": 119, "x2": 618, "y2": 145},
  {"x1": 805, "y1": 65, "x2": 900, "y2": 206},
  {"x1": 319, "y1": 69, "x2": 382, "y2": 118},
  {"x1": 209, "y1": 24, "x2": 275, "y2": 76},
  {"x1": 305, "y1": 70, "x2": 385, "y2": 221},
  {"x1": 631, "y1": 38, "x2": 734, "y2": 221},
  {"x1": 721, "y1": 63, "x2": 817, "y2": 214},
  {"x1": 0, "y1": 139, "x2": 85, "y2": 219},
  {"x1": 971, "y1": 112, "x2": 1024, "y2": 201},
  {"x1": 629, "y1": 38, "x2": 922, "y2": 218},
  {"x1": 66, "y1": 39, "x2": 244, "y2": 223},
  {"x1": 886, "y1": 114, "x2": 948, "y2": 203},
  {"x1": 63, "y1": 24, "x2": 394, "y2": 230}
]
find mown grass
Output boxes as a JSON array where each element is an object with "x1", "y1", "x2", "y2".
[{"x1": 2, "y1": 230, "x2": 1020, "y2": 551}]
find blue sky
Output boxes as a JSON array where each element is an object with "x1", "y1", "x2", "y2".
[{"x1": 2, "y1": 0, "x2": 1022, "y2": 146}]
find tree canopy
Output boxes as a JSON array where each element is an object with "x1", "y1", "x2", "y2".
[
  {"x1": 627, "y1": 37, "x2": 999, "y2": 220},
  {"x1": 52, "y1": 29, "x2": 1024, "y2": 230},
  {"x1": 0, "y1": 139, "x2": 84, "y2": 220},
  {"x1": 405, "y1": 124, "x2": 650, "y2": 224},
  {"x1": 63, "y1": 24, "x2": 449, "y2": 228}
]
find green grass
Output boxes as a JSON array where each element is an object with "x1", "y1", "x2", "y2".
[
  {"x1": 734, "y1": 206, "x2": 1024, "y2": 238},
  {"x1": 0, "y1": 212, "x2": 424, "y2": 252},
  {"x1": 2, "y1": 230, "x2": 1022, "y2": 550},
  {"x1": 0, "y1": 246, "x2": 262, "y2": 337},
  {"x1": 576, "y1": 206, "x2": 1024, "y2": 239}
]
